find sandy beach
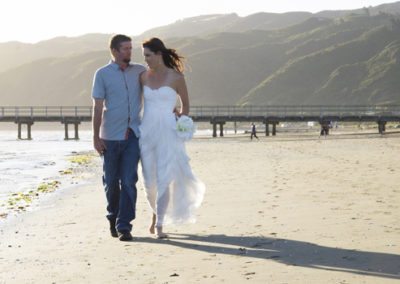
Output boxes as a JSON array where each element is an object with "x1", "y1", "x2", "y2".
[{"x1": 0, "y1": 131, "x2": 399, "y2": 283}]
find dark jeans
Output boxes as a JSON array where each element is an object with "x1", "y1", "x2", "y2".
[{"x1": 102, "y1": 130, "x2": 140, "y2": 232}]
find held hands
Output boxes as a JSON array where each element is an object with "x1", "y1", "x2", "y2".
[
  {"x1": 173, "y1": 107, "x2": 188, "y2": 117},
  {"x1": 173, "y1": 107, "x2": 181, "y2": 117},
  {"x1": 93, "y1": 136, "x2": 107, "y2": 155}
]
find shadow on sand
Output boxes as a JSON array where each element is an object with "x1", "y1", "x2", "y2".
[{"x1": 136, "y1": 233, "x2": 400, "y2": 280}]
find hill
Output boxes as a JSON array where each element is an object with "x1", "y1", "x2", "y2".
[
  {"x1": 238, "y1": 15, "x2": 400, "y2": 105},
  {"x1": 1, "y1": 2, "x2": 400, "y2": 106}
]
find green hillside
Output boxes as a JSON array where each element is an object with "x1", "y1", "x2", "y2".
[
  {"x1": 312, "y1": 40, "x2": 400, "y2": 105},
  {"x1": 239, "y1": 16, "x2": 400, "y2": 105}
]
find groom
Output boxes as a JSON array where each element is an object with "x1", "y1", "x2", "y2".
[{"x1": 92, "y1": 34, "x2": 146, "y2": 241}]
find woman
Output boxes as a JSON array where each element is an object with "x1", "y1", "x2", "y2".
[{"x1": 139, "y1": 38, "x2": 205, "y2": 238}]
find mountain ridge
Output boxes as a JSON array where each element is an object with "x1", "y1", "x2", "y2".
[{"x1": 0, "y1": 2, "x2": 399, "y2": 106}]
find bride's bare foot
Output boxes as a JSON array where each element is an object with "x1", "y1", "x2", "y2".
[
  {"x1": 149, "y1": 214, "x2": 156, "y2": 234},
  {"x1": 155, "y1": 226, "x2": 168, "y2": 239}
]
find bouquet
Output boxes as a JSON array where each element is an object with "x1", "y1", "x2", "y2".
[{"x1": 176, "y1": 115, "x2": 195, "y2": 141}]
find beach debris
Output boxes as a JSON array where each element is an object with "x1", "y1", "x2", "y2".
[
  {"x1": 2, "y1": 180, "x2": 61, "y2": 213},
  {"x1": 238, "y1": 247, "x2": 247, "y2": 255},
  {"x1": 69, "y1": 154, "x2": 93, "y2": 165},
  {"x1": 37, "y1": 181, "x2": 60, "y2": 193},
  {"x1": 169, "y1": 273, "x2": 179, "y2": 277},
  {"x1": 59, "y1": 168, "x2": 73, "y2": 175}
]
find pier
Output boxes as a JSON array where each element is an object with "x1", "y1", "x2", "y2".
[
  {"x1": 1, "y1": 105, "x2": 400, "y2": 139},
  {"x1": 0, "y1": 106, "x2": 91, "y2": 140},
  {"x1": 190, "y1": 105, "x2": 400, "y2": 137}
]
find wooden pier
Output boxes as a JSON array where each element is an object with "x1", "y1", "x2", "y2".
[
  {"x1": 190, "y1": 105, "x2": 400, "y2": 137},
  {"x1": 1, "y1": 105, "x2": 400, "y2": 139},
  {"x1": 1, "y1": 106, "x2": 91, "y2": 140}
]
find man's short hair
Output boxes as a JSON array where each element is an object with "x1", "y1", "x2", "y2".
[{"x1": 109, "y1": 34, "x2": 131, "y2": 51}]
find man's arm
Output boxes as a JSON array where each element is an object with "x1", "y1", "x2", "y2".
[{"x1": 92, "y1": 99, "x2": 106, "y2": 154}]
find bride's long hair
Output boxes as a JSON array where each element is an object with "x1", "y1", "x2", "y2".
[{"x1": 142, "y1": 37, "x2": 185, "y2": 73}]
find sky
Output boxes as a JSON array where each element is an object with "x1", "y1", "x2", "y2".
[{"x1": 0, "y1": 0, "x2": 397, "y2": 43}]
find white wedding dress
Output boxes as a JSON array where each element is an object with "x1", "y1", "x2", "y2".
[{"x1": 139, "y1": 85, "x2": 205, "y2": 226}]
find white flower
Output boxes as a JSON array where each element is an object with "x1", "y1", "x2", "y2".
[{"x1": 176, "y1": 115, "x2": 195, "y2": 141}]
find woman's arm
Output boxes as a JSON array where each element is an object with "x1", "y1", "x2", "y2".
[
  {"x1": 176, "y1": 74, "x2": 189, "y2": 116},
  {"x1": 139, "y1": 70, "x2": 148, "y2": 112}
]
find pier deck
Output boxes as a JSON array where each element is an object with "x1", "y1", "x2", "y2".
[{"x1": 1, "y1": 105, "x2": 399, "y2": 139}]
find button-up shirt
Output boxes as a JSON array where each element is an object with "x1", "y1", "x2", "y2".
[{"x1": 92, "y1": 61, "x2": 146, "y2": 140}]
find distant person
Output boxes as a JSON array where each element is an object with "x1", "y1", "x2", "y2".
[
  {"x1": 251, "y1": 123, "x2": 259, "y2": 140},
  {"x1": 139, "y1": 37, "x2": 205, "y2": 239},
  {"x1": 91, "y1": 34, "x2": 146, "y2": 241},
  {"x1": 320, "y1": 121, "x2": 330, "y2": 137}
]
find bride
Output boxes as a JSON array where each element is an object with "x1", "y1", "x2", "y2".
[{"x1": 139, "y1": 37, "x2": 205, "y2": 238}]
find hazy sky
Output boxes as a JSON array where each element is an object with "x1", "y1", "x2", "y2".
[{"x1": 1, "y1": 0, "x2": 396, "y2": 43}]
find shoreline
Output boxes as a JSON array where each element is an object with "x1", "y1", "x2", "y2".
[
  {"x1": 0, "y1": 151, "x2": 98, "y2": 224},
  {"x1": 1, "y1": 129, "x2": 399, "y2": 222}
]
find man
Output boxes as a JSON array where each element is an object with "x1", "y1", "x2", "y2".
[
  {"x1": 92, "y1": 34, "x2": 146, "y2": 241},
  {"x1": 251, "y1": 123, "x2": 259, "y2": 140}
]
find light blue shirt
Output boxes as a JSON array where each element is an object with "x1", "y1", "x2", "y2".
[{"x1": 92, "y1": 61, "x2": 146, "y2": 140}]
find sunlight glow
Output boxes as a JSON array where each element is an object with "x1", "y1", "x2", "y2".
[{"x1": 0, "y1": 0, "x2": 395, "y2": 43}]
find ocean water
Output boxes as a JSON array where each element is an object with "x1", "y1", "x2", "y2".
[
  {"x1": 0, "y1": 128, "x2": 217, "y2": 198},
  {"x1": 0, "y1": 130, "x2": 93, "y2": 205},
  {"x1": 0, "y1": 127, "x2": 241, "y2": 213}
]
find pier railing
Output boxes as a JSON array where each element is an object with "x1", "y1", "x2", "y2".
[
  {"x1": 189, "y1": 105, "x2": 400, "y2": 117},
  {"x1": 1, "y1": 105, "x2": 400, "y2": 120},
  {"x1": 0, "y1": 106, "x2": 92, "y2": 119},
  {"x1": 1, "y1": 105, "x2": 399, "y2": 139}
]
